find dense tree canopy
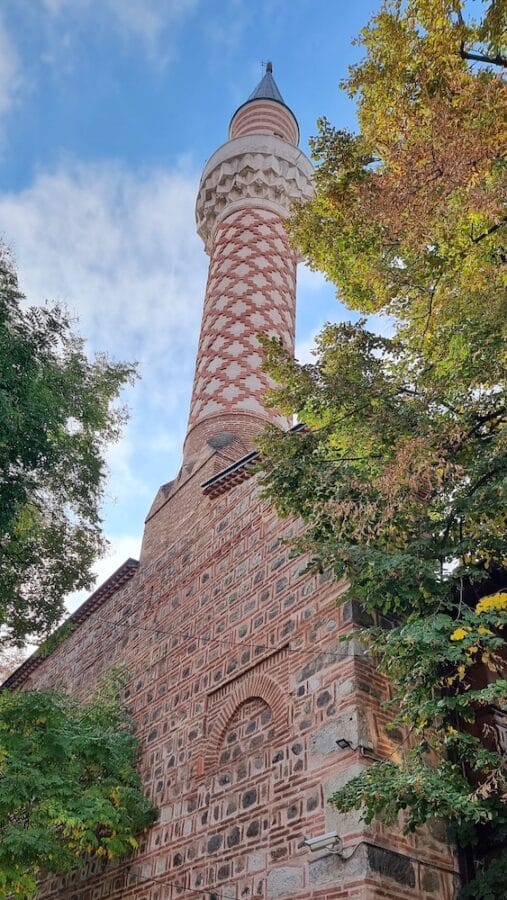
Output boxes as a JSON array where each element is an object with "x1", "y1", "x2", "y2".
[
  {"x1": 0, "y1": 247, "x2": 135, "y2": 647},
  {"x1": 0, "y1": 675, "x2": 156, "y2": 898},
  {"x1": 259, "y1": 0, "x2": 506, "y2": 893}
]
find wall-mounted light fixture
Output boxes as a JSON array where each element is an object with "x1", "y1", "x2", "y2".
[{"x1": 336, "y1": 732, "x2": 374, "y2": 753}]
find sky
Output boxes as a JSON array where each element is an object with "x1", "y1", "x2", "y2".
[{"x1": 0, "y1": 0, "x2": 382, "y2": 610}]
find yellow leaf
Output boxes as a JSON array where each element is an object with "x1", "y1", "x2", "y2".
[
  {"x1": 450, "y1": 627, "x2": 470, "y2": 641},
  {"x1": 476, "y1": 592, "x2": 507, "y2": 614}
]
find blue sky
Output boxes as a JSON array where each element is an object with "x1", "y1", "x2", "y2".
[{"x1": 0, "y1": 0, "x2": 381, "y2": 604}]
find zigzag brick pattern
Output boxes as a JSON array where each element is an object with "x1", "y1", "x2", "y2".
[
  {"x1": 195, "y1": 143, "x2": 314, "y2": 254},
  {"x1": 186, "y1": 207, "x2": 296, "y2": 443}
]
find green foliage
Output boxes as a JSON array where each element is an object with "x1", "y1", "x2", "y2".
[
  {"x1": 460, "y1": 854, "x2": 507, "y2": 900},
  {"x1": 38, "y1": 621, "x2": 77, "y2": 659},
  {"x1": 0, "y1": 674, "x2": 156, "y2": 898},
  {"x1": 329, "y1": 752, "x2": 506, "y2": 833},
  {"x1": 258, "y1": 0, "x2": 506, "y2": 891},
  {"x1": 290, "y1": 1, "x2": 506, "y2": 385},
  {"x1": 0, "y1": 247, "x2": 136, "y2": 647}
]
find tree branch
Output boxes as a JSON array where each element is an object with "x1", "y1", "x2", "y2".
[
  {"x1": 471, "y1": 219, "x2": 506, "y2": 244},
  {"x1": 460, "y1": 43, "x2": 507, "y2": 68}
]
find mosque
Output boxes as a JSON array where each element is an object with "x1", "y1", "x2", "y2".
[{"x1": 5, "y1": 65, "x2": 458, "y2": 899}]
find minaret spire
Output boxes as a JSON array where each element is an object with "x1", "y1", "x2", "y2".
[
  {"x1": 228, "y1": 62, "x2": 299, "y2": 144},
  {"x1": 247, "y1": 61, "x2": 284, "y2": 104}
]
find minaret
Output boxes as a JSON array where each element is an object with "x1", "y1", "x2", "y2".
[
  {"x1": 183, "y1": 62, "x2": 313, "y2": 468},
  {"x1": 142, "y1": 64, "x2": 313, "y2": 559}
]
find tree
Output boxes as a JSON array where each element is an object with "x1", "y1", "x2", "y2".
[
  {"x1": 0, "y1": 246, "x2": 136, "y2": 647},
  {"x1": 0, "y1": 675, "x2": 157, "y2": 898},
  {"x1": 0, "y1": 648, "x2": 28, "y2": 684},
  {"x1": 258, "y1": 0, "x2": 506, "y2": 893}
]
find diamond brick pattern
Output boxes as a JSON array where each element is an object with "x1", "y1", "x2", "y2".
[{"x1": 186, "y1": 207, "x2": 296, "y2": 446}]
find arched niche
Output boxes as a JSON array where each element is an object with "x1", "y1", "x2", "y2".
[{"x1": 205, "y1": 673, "x2": 287, "y2": 771}]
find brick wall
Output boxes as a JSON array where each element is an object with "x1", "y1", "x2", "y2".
[
  {"x1": 25, "y1": 469, "x2": 459, "y2": 899},
  {"x1": 16, "y1": 68, "x2": 460, "y2": 900}
]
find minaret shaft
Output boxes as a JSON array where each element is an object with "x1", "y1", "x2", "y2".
[
  {"x1": 184, "y1": 207, "x2": 296, "y2": 461},
  {"x1": 142, "y1": 66, "x2": 312, "y2": 556}
]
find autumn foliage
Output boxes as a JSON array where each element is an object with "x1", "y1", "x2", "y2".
[{"x1": 258, "y1": 1, "x2": 506, "y2": 894}]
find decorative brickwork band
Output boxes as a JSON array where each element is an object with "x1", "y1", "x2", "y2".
[
  {"x1": 229, "y1": 98, "x2": 299, "y2": 145},
  {"x1": 204, "y1": 673, "x2": 288, "y2": 771},
  {"x1": 195, "y1": 134, "x2": 313, "y2": 253}
]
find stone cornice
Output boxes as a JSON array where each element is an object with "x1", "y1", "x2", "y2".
[{"x1": 195, "y1": 134, "x2": 313, "y2": 252}]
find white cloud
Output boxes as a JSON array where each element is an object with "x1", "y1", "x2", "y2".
[
  {"x1": 0, "y1": 12, "x2": 21, "y2": 133},
  {"x1": 366, "y1": 312, "x2": 396, "y2": 338},
  {"x1": 104, "y1": 430, "x2": 153, "y2": 506},
  {"x1": 0, "y1": 159, "x2": 208, "y2": 550},
  {"x1": 0, "y1": 159, "x2": 206, "y2": 391},
  {"x1": 42, "y1": 0, "x2": 199, "y2": 59},
  {"x1": 204, "y1": 0, "x2": 251, "y2": 55},
  {"x1": 297, "y1": 263, "x2": 329, "y2": 293},
  {"x1": 295, "y1": 331, "x2": 318, "y2": 365}
]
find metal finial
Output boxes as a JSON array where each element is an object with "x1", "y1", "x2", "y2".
[{"x1": 266, "y1": 61, "x2": 273, "y2": 74}]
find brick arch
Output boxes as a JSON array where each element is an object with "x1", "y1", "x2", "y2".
[{"x1": 205, "y1": 673, "x2": 287, "y2": 770}]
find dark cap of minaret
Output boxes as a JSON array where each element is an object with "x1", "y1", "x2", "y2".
[{"x1": 247, "y1": 61, "x2": 285, "y2": 104}]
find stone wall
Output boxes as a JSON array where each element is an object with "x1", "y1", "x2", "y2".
[{"x1": 24, "y1": 468, "x2": 459, "y2": 899}]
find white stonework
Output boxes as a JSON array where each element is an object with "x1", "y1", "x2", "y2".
[{"x1": 196, "y1": 133, "x2": 313, "y2": 252}]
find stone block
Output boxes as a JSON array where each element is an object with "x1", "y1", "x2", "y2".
[
  {"x1": 334, "y1": 707, "x2": 374, "y2": 751},
  {"x1": 249, "y1": 851, "x2": 265, "y2": 872},
  {"x1": 323, "y1": 764, "x2": 369, "y2": 834},
  {"x1": 266, "y1": 865, "x2": 304, "y2": 898},
  {"x1": 426, "y1": 816, "x2": 449, "y2": 843},
  {"x1": 366, "y1": 844, "x2": 416, "y2": 888},
  {"x1": 310, "y1": 722, "x2": 340, "y2": 757},
  {"x1": 421, "y1": 868, "x2": 441, "y2": 893}
]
